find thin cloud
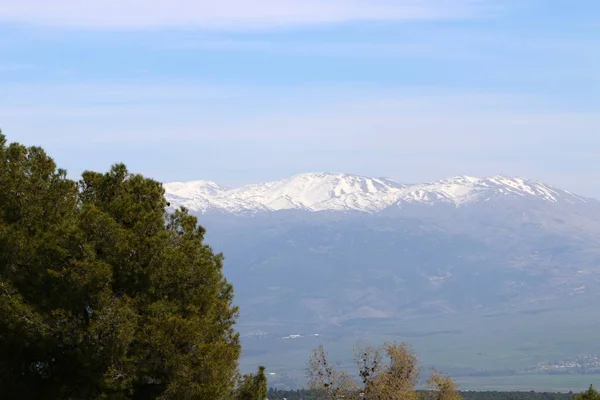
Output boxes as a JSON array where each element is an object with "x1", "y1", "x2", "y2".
[
  {"x1": 0, "y1": 0, "x2": 496, "y2": 30},
  {"x1": 2, "y1": 83, "x2": 597, "y2": 149},
  {"x1": 0, "y1": 63, "x2": 34, "y2": 72},
  {"x1": 2, "y1": 83, "x2": 597, "y2": 197}
]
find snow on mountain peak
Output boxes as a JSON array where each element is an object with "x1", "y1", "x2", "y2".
[
  {"x1": 212, "y1": 172, "x2": 404, "y2": 213},
  {"x1": 395, "y1": 175, "x2": 575, "y2": 206},
  {"x1": 166, "y1": 180, "x2": 228, "y2": 197},
  {"x1": 163, "y1": 173, "x2": 587, "y2": 214}
]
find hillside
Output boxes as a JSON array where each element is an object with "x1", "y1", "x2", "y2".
[{"x1": 164, "y1": 173, "x2": 600, "y2": 385}]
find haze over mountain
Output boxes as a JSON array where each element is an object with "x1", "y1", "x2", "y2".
[{"x1": 163, "y1": 173, "x2": 600, "y2": 385}]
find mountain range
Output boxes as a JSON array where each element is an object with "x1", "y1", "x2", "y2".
[
  {"x1": 163, "y1": 173, "x2": 590, "y2": 214},
  {"x1": 164, "y1": 173, "x2": 600, "y2": 386}
]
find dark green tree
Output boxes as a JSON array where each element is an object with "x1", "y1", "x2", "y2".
[
  {"x1": 0, "y1": 133, "x2": 240, "y2": 399},
  {"x1": 235, "y1": 366, "x2": 268, "y2": 400},
  {"x1": 575, "y1": 385, "x2": 600, "y2": 400}
]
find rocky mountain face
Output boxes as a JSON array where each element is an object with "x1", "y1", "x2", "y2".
[
  {"x1": 163, "y1": 173, "x2": 600, "y2": 381},
  {"x1": 163, "y1": 173, "x2": 600, "y2": 325}
]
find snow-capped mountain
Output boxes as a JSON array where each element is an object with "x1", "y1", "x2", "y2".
[
  {"x1": 395, "y1": 175, "x2": 588, "y2": 206},
  {"x1": 163, "y1": 173, "x2": 600, "y2": 379},
  {"x1": 163, "y1": 173, "x2": 589, "y2": 214},
  {"x1": 164, "y1": 173, "x2": 405, "y2": 213}
]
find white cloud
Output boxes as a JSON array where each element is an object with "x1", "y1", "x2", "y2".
[{"x1": 0, "y1": 0, "x2": 495, "y2": 30}]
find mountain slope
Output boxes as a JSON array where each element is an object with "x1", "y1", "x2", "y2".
[
  {"x1": 163, "y1": 173, "x2": 600, "y2": 382},
  {"x1": 164, "y1": 172, "x2": 405, "y2": 213},
  {"x1": 164, "y1": 173, "x2": 590, "y2": 214},
  {"x1": 395, "y1": 175, "x2": 588, "y2": 206}
]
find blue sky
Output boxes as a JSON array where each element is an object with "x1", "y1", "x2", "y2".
[{"x1": 1, "y1": 0, "x2": 599, "y2": 195}]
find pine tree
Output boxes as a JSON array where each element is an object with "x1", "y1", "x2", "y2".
[
  {"x1": 0, "y1": 133, "x2": 240, "y2": 399},
  {"x1": 235, "y1": 366, "x2": 268, "y2": 400},
  {"x1": 574, "y1": 385, "x2": 600, "y2": 400}
]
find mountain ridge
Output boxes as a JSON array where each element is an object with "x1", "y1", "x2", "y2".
[
  {"x1": 162, "y1": 173, "x2": 600, "y2": 382},
  {"x1": 163, "y1": 172, "x2": 591, "y2": 214}
]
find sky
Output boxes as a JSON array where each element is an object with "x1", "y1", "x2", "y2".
[{"x1": 1, "y1": 0, "x2": 599, "y2": 196}]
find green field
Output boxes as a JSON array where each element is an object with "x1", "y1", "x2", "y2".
[
  {"x1": 456, "y1": 374, "x2": 600, "y2": 392},
  {"x1": 239, "y1": 296, "x2": 600, "y2": 391}
]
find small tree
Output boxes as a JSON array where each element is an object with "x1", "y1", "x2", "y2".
[
  {"x1": 426, "y1": 369, "x2": 462, "y2": 400},
  {"x1": 236, "y1": 366, "x2": 269, "y2": 400},
  {"x1": 575, "y1": 385, "x2": 600, "y2": 400},
  {"x1": 356, "y1": 343, "x2": 383, "y2": 396},
  {"x1": 308, "y1": 345, "x2": 358, "y2": 399},
  {"x1": 368, "y1": 343, "x2": 420, "y2": 400},
  {"x1": 308, "y1": 342, "x2": 454, "y2": 400}
]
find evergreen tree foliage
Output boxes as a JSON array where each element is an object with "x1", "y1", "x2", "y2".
[
  {"x1": 235, "y1": 366, "x2": 268, "y2": 400},
  {"x1": 574, "y1": 385, "x2": 600, "y2": 400},
  {"x1": 0, "y1": 133, "x2": 240, "y2": 399}
]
